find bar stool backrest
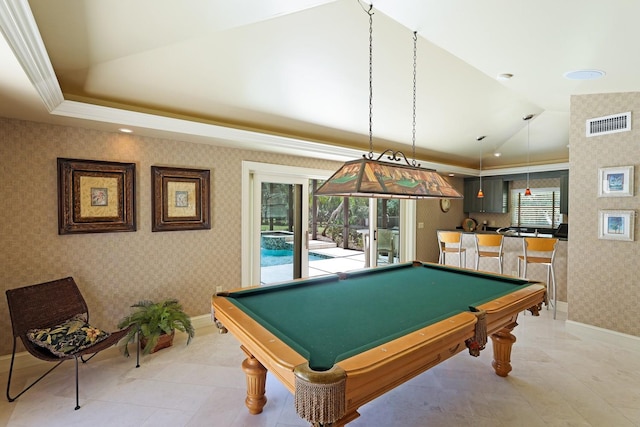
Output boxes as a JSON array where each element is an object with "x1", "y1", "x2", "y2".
[
  {"x1": 476, "y1": 234, "x2": 503, "y2": 248},
  {"x1": 523, "y1": 237, "x2": 558, "y2": 262},
  {"x1": 438, "y1": 231, "x2": 462, "y2": 244}
]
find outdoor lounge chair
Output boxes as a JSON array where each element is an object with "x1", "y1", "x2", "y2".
[
  {"x1": 377, "y1": 228, "x2": 397, "y2": 264},
  {"x1": 5, "y1": 277, "x2": 138, "y2": 410}
]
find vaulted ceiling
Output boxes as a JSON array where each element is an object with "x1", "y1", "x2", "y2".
[{"x1": 2, "y1": 0, "x2": 638, "y2": 174}]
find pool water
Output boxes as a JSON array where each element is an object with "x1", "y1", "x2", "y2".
[{"x1": 261, "y1": 249, "x2": 328, "y2": 267}]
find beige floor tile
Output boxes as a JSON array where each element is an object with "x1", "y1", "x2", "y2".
[{"x1": 3, "y1": 308, "x2": 639, "y2": 426}]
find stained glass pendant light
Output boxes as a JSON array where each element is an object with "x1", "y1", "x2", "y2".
[{"x1": 315, "y1": 5, "x2": 462, "y2": 199}]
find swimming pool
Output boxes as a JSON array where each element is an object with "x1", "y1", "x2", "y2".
[{"x1": 260, "y1": 248, "x2": 328, "y2": 267}]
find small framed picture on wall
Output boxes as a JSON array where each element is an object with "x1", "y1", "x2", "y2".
[
  {"x1": 151, "y1": 166, "x2": 211, "y2": 232},
  {"x1": 57, "y1": 158, "x2": 136, "y2": 234},
  {"x1": 598, "y1": 166, "x2": 634, "y2": 197},
  {"x1": 598, "y1": 210, "x2": 635, "y2": 241}
]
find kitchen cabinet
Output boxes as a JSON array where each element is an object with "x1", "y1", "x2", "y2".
[
  {"x1": 463, "y1": 179, "x2": 483, "y2": 213},
  {"x1": 464, "y1": 178, "x2": 508, "y2": 213},
  {"x1": 560, "y1": 173, "x2": 569, "y2": 214}
]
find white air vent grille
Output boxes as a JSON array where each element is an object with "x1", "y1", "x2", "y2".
[{"x1": 586, "y1": 112, "x2": 631, "y2": 137}]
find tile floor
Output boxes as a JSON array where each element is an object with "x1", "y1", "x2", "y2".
[
  {"x1": 261, "y1": 246, "x2": 390, "y2": 285},
  {"x1": 1, "y1": 309, "x2": 639, "y2": 426}
]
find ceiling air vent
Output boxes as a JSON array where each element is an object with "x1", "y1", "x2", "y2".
[{"x1": 586, "y1": 112, "x2": 631, "y2": 137}]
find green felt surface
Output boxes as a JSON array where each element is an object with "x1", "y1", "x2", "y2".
[{"x1": 227, "y1": 263, "x2": 530, "y2": 371}]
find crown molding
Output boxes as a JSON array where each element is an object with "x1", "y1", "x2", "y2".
[
  {"x1": 1, "y1": 0, "x2": 561, "y2": 177},
  {"x1": 53, "y1": 100, "x2": 366, "y2": 162},
  {"x1": 480, "y1": 162, "x2": 570, "y2": 177},
  {"x1": 0, "y1": 0, "x2": 64, "y2": 111}
]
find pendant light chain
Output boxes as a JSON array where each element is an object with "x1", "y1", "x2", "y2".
[
  {"x1": 315, "y1": 2, "x2": 464, "y2": 199},
  {"x1": 411, "y1": 31, "x2": 417, "y2": 166},
  {"x1": 523, "y1": 114, "x2": 534, "y2": 196},
  {"x1": 479, "y1": 147, "x2": 482, "y2": 185},
  {"x1": 526, "y1": 120, "x2": 530, "y2": 188},
  {"x1": 477, "y1": 135, "x2": 486, "y2": 198},
  {"x1": 367, "y1": 4, "x2": 374, "y2": 159}
]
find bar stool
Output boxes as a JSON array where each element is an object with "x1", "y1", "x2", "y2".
[
  {"x1": 474, "y1": 234, "x2": 504, "y2": 274},
  {"x1": 517, "y1": 237, "x2": 559, "y2": 319},
  {"x1": 437, "y1": 231, "x2": 466, "y2": 268}
]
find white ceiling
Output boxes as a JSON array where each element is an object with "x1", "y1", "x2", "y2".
[{"x1": 1, "y1": 0, "x2": 638, "y2": 174}]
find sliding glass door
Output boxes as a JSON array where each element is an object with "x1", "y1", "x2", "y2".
[
  {"x1": 253, "y1": 174, "x2": 309, "y2": 285},
  {"x1": 374, "y1": 199, "x2": 401, "y2": 265},
  {"x1": 242, "y1": 162, "x2": 415, "y2": 287}
]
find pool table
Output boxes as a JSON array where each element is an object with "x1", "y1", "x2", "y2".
[{"x1": 212, "y1": 261, "x2": 545, "y2": 426}]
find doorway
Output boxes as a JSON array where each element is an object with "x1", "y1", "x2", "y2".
[
  {"x1": 253, "y1": 174, "x2": 309, "y2": 285},
  {"x1": 242, "y1": 162, "x2": 415, "y2": 287}
]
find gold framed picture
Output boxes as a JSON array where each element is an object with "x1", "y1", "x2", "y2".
[
  {"x1": 57, "y1": 158, "x2": 136, "y2": 234},
  {"x1": 151, "y1": 166, "x2": 211, "y2": 232}
]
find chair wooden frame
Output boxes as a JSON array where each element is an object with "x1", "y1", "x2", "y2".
[
  {"x1": 517, "y1": 238, "x2": 559, "y2": 319},
  {"x1": 5, "y1": 277, "x2": 138, "y2": 410},
  {"x1": 474, "y1": 234, "x2": 504, "y2": 274},
  {"x1": 437, "y1": 231, "x2": 466, "y2": 268}
]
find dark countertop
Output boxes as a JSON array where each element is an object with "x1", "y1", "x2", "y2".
[{"x1": 451, "y1": 227, "x2": 567, "y2": 240}]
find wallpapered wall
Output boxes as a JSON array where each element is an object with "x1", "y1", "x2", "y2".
[
  {"x1": 2, "y1": 90, "x2": 638, "y2": 359},
  {"x1": 568, "y1": 92, "x2": 639, "y2": 336},
  {"x1": 0, "y1": 117, "x2": 340, "y2": 356},
  {"x1": 415, "y1": 185, "x2": 464, "y2": 264}
]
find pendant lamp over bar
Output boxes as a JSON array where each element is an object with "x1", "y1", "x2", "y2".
[
  {"x1": 476, "y1": 135, "x2": 486, "y2": 198},
  {"x1": 523, "y1": 114, "x2": 534, "y2": 196},
  {"x1": 315, "y1": 5, "x2": 462, "y2": 200}
]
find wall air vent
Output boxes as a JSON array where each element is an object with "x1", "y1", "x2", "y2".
[{"x1": 586, "y1": 112, "x2": 631, "y2": 137}]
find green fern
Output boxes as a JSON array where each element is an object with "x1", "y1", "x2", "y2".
[{"x1": 118, "y1": 299, "x2": 195, "y2": 356}]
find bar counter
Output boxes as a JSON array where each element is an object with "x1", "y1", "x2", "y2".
[{"x1": 439, "y1": 231, "x2": 567, "y2": 307}]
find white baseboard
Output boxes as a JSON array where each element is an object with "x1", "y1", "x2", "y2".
[
  {"x1": 556, "y1": 300, "x2": 568, "y2": 314},
  {"x1": 0, "y1": 314, "x2": 215, "y2": 374},
  {"x1": 190, "y1": 313, "x2": 215, "y2": 330},
  {"x1": 565, "y1": 320, "x2": 640, "y2": 353}
]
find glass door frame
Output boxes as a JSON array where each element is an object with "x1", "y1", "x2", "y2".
[
  {"x1": 241, "y1": 162, "x2": 331, "y2": 287},
  {"x1": 253, "y1": 174, "x2": 308, "y2": 285},
  {"x1": 241, "y1": 161, "x2": 417, "y2": 287},
  {"x1": 367, "y1": 199, "x2": 416, "y2": 267}
]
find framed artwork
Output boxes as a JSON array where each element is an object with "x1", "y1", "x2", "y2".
[
  {"x1": 151, "y1": 166, "x2": 211, "y2": 232},
  {"x1": 598, "y1": 166, "x2": 634, "y2": 197},
  {"x1": 57, "y1": 158, "x2": 136, "y2": 234},
  {"x1": 598, "y1": 210, "x2": 635, "y2": 241}
]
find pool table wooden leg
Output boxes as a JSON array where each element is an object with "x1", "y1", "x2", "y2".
[
  {"x1": 240, "y1": 346, "x2": 268, "y2": 414},
  {"x1": 490, "y1": 321, "x2": 517, "y2": 377}
]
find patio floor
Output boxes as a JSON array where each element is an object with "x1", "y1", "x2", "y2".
[{"x1": 261, "y1": 241, "x2": 394, "y2": 285}]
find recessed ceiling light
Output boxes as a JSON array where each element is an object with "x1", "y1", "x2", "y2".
[
  {"x1": 448, "y1": 173, "x2": 455, "y2": 177},
  {"x1": 119, "y1": 128, "x2": 133, "y2": 133},
  {"x1": 493, "y1": 152, "x2": 502, "y2": 157},
  {"x1": 497, "y1": 73, "x2": 513, "y2": 80},
  {"x1": 563, "y1": 69, "x2": 605, "y2": 80}
]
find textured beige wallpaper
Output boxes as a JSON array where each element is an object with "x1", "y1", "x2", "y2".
[
  {"x1": 0, "y1": 117, "x2": 340, "y2": 355},
  {"x1": 568, "y1": 92, "x2": 639, "y2": 336},
  {"x1": 2, "y1": 97, "x2": 638, "y2": 359},
  {"x1": 415, "y1": 177, "x2": 465, "y2": 263}
]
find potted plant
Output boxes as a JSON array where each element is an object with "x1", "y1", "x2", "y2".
[{"x1": 118, "y1": 299, "x2": 195, "y2": 356}]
